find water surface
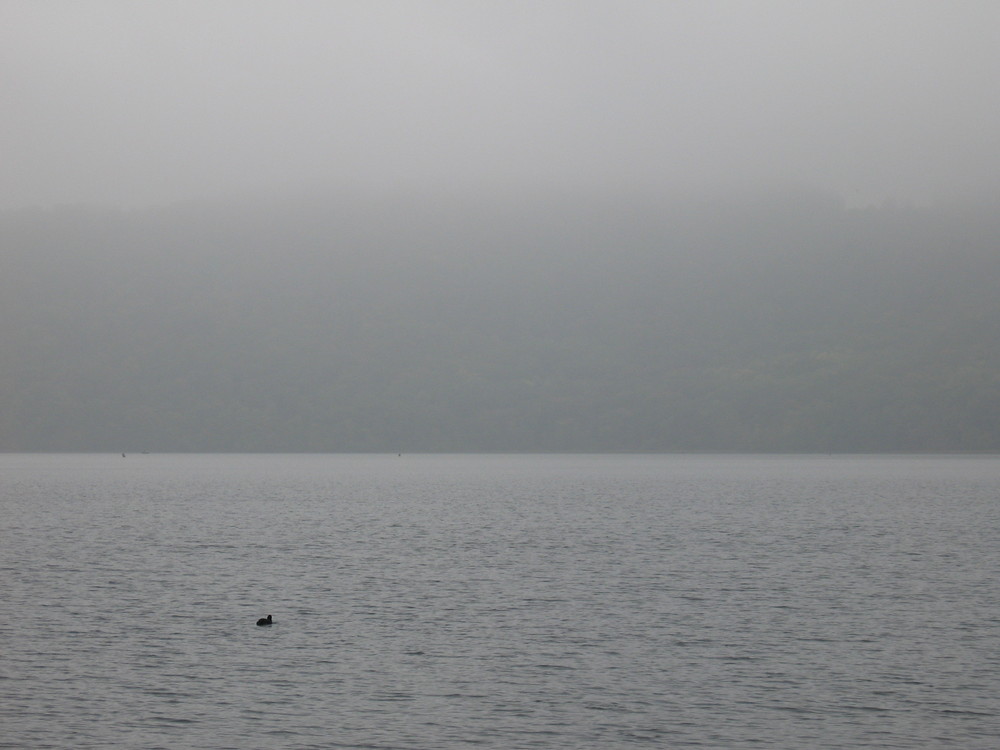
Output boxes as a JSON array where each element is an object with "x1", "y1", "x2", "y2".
[{"x1": 2, "y1": 453, "x2": 998, "y2": 748}]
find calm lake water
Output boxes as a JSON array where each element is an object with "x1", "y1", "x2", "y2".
[{"x1": 2, "y1": 453, "x2": 998, "y2": 749}]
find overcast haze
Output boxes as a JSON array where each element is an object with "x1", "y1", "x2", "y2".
[{"x1": 3, "y1": 0, "x2": 999, "y2": 209}]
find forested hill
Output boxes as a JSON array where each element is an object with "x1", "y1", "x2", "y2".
[{"x1": 2, "y1": 187, "x2": 999, "y2": 452}]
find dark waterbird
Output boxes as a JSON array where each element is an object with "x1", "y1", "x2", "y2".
[{"x1": 256, "y1": 615, "x2": 272, "y2": 626}]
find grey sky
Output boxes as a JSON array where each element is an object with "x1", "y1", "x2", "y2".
[{"x1": 3, "y1": 0, "x2": 998, "y2": 209}]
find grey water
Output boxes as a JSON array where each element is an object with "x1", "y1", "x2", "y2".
[{"x1": 2, "y1": 453, "x2": 998, "y2": 749}]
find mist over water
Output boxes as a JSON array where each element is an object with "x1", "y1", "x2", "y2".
[
  {"x1": 3, "y1": 453, "x2": 998, "y2": 748},
  {"x1": 4, "y1": 5, "x2": 1000, "y2": 454}
]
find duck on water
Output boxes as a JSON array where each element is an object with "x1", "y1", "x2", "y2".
[{"x1": 256, "y1": 615, "x2": 272, "y2": 626}]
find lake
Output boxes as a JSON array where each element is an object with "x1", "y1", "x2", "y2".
[{"x1": 2, "y1": 453, "x2": 998, "y2": 748}]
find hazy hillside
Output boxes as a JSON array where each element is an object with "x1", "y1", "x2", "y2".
[{"x1": 2, "y1": 188, "x2": 999, "y2": 452}]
